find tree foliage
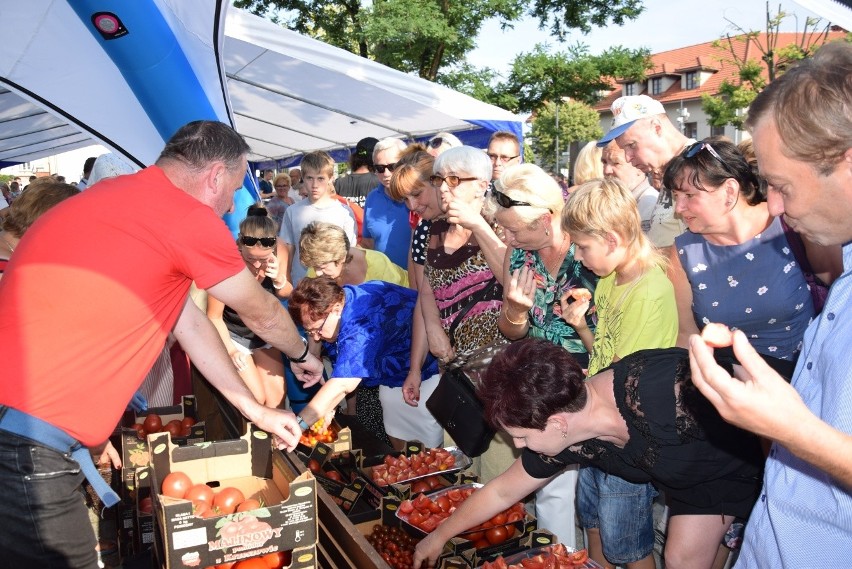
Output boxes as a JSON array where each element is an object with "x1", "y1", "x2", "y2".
[
  {"x1": 233, "y1": 0, "x2": 646, "y2": 81},
  {"x1": 529, "y1": 100, "x2": 602, "y2": 172},
  {"x1": 501, "y1": 43, "x2": 651, "y2": 113},
  {"x1": 701, "y1": 3, "x2": 834, "y2": 129}
]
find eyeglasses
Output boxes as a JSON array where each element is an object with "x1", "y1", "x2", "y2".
[
  {"x1": 274, "y1": 184, "x2": 290, "y2": 189},
  {"x1": 487, "y1": 153, "x2": 519, "y2": 164},
  {"x1": 304, "y1": 312, "x2": 331, "y2": 337},
  {"x1": 428, "y1": 137, "x2": 444, "y2": 149},
  {"x1": 240, "y1": 235, "x2": 276, "y2": 248},
  {"x1": 374, "y1": 163, "x2": 398, "y2": 174},
  {"x1": 684, "y1": 141, "x2": 725, "y2": 164},
  {"x1": 429, "y1": 175, "x2": 479, "y2": 189}
]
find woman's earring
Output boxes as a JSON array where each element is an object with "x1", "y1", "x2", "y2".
[
  {"x1": 545, "y1": 227, "x2": 550, "y2": 236},
  {"x1": 562, "y1": 430, "x2": 568, "y2": 439}
]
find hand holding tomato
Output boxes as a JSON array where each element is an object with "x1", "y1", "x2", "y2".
[
  {"x1": 402, "y1": 371, "x2": 422, "y2": 407},
  {"x1": 558, "y1": 288, "x2": 591, "y2": 330}
]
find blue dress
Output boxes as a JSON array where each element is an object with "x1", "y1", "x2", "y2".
[
  {"x1": 323, "y1": 281, "x2": 438, "y2": 387},
  {"x1": 675, "y1": 216, "x2": 814, "y2": 360}
]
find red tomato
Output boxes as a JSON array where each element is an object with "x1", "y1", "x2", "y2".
[
  {"x1": 324, "y1": 469, "x2": 343, "y2": 482},
  {"x1": 490, "y1": 512, "x2": 507, "y2": 526},
  {"x1": 466, "y1": 529, "x2": 485, "y2": 541},
  {"x1": 161, "y1": 471, "x2": 192, "y2": 499},
  {"x1": 426, "y1": 476, "x2": 441, "y2": 490},
  {"x1": 418, "y1": 515, "x2": 439, "y2": 533},
  {"x1": 407, "y1": 510, "x2": 426, "y2": 527},
  {"x1": 485, "y1": 526, "x2": 509, "y2": 545},
  {"x1": 138, "y1": 496, "x2": 153, "y2": 514},
  {"x1": 262, "y1": 551, "x2": 291, "y2": 569},
  {"x1": 185, "y1": 483, "x2": 215, "y2": 508},
  {"x1": 398, "y1": 500, "x2": 414, "y2": 514},
  {"x1": 435, "y1": 496, "x2": 451, "y2": 512},
  {"x1": 568, "y1": 550, "x2": 589, "y2": 564},
  {"x1": 181, "y1": 416, "x2": 197, "y2": 429},
  {"x1": 473, "y1": 538, "x2": 490, "y2": 549},
  {"x1": 213, "y1": 487, "x2": 246, "y2": 514},
  {"x1": 236, "y1": 498, "x2": 262, "y2": 512},
  {"x1": 164, "y1": 419, "x2": 183, "y2": 438},
  {"x1": 142, "y1": 413, "x2": 162, "y2": 433},
  {"x1": 233, "y1": 558, "x2": 267, "y2": 569},
  {"x1": 411, "y1": 480, "x2": 431, "y2": 494},
  {"x1": 446, "y1": 488, "x2": 463, "y2": 502},
  {"x1": 306, "y1": 459, "x2": 321, "y2": 474}
]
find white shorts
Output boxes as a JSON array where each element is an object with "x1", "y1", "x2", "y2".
[{"x1": 378, "y1": 374, "x2": 443, "y2": 448}]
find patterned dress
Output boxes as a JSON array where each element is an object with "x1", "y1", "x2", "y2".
[
  {"x1": 675, "y1": 216, "x2": 815, "y2": 360},
  {"x1": 508, "y1": 245, "x2": 597, "y2": 367},
  {"x1": 424, "y1": 219, "x2": 503, "y2": 355}
]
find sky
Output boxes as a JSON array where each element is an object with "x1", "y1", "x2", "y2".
[{"x1": 468, "y1": 0, "x2": 828, "y2": 78}]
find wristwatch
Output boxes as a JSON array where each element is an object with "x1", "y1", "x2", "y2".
[
  {"x1": 286, "y1": 337, "x2": 310, "y2": 363},
  {"x1": 295, "y1": 415, "x2": 310, "y2": 431}
]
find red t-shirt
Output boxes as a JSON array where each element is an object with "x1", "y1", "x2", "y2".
[{"x1": 0, "y1": 166, "x2": 244, "y2": 446}]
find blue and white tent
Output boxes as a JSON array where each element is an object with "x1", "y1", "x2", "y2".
[{"x1": 0, "y1": 0, "x2": 523, "y2": 171}]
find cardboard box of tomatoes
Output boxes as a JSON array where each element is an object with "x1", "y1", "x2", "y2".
[
  {"x1": 147, "y1": 423, "x2": 319, "y2": 569},
  {"x1": 120, "y1": 396, "x2": 207, "y2": 497}
]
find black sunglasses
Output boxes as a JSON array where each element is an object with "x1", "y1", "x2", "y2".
[
  {"x1": 428, "y1": 137, "x2": 444, "y2": 149},
  {"x1": 684, "y1": 141, "x2": 726, "y2": 164},
  {"x1": 240, "y1": 235, "x2": 276, "y2": 248},
  {"x1": 374, "y1": 162, "x2": 398, "y2": 174},
  {"x1": 492, "y1": 188, "x2": 551, "y2": 212}
]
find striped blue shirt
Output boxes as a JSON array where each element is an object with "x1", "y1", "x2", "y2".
[{"x1": 736, "y1": 242, "x2": 852, "y2": 567}]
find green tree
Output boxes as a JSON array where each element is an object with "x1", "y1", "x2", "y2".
[
  {"x1": 701, "y1": 3, "x2": 834, "y2": 129},
  {"x1": 530, "y1": 99, "x2": 602, "y2": 172},
  {"x1": 233, "y1": 0, "x2": 646, "y2": 81},
  {"x1": 502, "y1": 43, "x2": 651, "y2": 113}
]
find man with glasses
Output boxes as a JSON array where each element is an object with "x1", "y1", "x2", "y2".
[
  {"x1": 362, "y1": 137, "x2": 411, "y2": 268},
  {"x1": 0, "y1": 121, "x2": 324, "y2": 567},
  {"x1": 597, "y1": 95, "x2": 691, "y2": 252},
  {"x1": 486, "y1": 131, "x2": 522, "y2": 184}
]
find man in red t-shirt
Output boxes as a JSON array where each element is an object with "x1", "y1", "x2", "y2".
[{"x1": 0, "y1": 121, "x2": 323, "y2": 568}]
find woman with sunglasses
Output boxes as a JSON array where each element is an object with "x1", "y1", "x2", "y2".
[
  {"x1": 207, "y1": 205, "x2": 290, "y2": 408},
  {"x1": 487, "y1": 162, "x2": 597, "y2": 550},
  {"x1": 287, "y1": 276, "x2": 443, "y2": 450},
  {"x1": 362, "y1": 137, "x2": 411, "y2": 268},
  {"x1": 664, "y1": 138, "x2": 840, "y2": 371}
]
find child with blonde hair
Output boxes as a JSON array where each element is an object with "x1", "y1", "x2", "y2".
[{"x1": 560, "y1": 177, "x2": 677, "y2": 569}]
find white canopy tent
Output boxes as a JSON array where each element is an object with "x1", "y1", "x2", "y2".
[{"x1": 0, "y1": 1, "x2": 521, "y2": 170}]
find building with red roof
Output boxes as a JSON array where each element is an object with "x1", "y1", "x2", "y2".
[{"x1": 594, "y1": 30, "x2": 848, "y2": 143}]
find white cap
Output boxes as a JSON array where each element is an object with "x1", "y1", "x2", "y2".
[{"x1": 597, "y1": 95, "x2": 666, "y2": 147}]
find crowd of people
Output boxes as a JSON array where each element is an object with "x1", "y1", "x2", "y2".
[{"x1": 0, "y1": 42, "x2": 850, "y2": 569}]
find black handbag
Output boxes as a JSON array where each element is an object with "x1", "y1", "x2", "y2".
[{"x1": 426, "y1": 278, "x2": 503, "y2": 457}]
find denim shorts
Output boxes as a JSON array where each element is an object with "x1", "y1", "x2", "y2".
[{"x1": 576, "y1": 466, "x2": 658, "y2": 564}]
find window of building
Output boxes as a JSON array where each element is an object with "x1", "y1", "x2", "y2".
[
  {"x1": 624, "y1": 83, "x2": 635, "y2": 96},
  {"x1": 651, "y1": 78, "x2": 663, "y2": 95},
  {"x1": 710, "y1": 125, "x2": 726, "y2": 137},
  {"x1": 684, "y1": 122, "x2": 698, "y2": 139},
  {"x1": 685, "y1": 72, "x2": 698, "y2": 90}
]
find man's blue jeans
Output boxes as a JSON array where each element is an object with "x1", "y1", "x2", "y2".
[{"x1": 0, "y1": 430, "x2": 98, "y2": 568}]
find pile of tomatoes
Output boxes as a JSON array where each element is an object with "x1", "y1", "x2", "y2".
[
  {"x1": 201, "y1": 550, "x2": 292, "y2": 569},
  {"x1": 480, "y1": 544, "x2": 591, "y2": 569},
  {"x1": 298, "y1": 416, "x2": 336, "y2": 447},
  {"x1": 132, "y1": 412, "x2": 197, "y2": 440},
  {"x1": 160, "y1": 471, "x2": 260, "y2": 517},
  {"x1": 365, "y1": 524, "x2": 419, "y2": 569},
  {"x1": 370, "y1": 448, "x2": 457, "y2": 487},
  {"x1": 398, "y1": 486, "x2": 525, "y2": 549}
]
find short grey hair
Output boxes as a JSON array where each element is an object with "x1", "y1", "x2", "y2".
[{"x1": 433, "y1": 146, "x2": 492, "y2": 181}]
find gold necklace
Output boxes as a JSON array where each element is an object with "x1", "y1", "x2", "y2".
[
  {"x1": 1, "y1": 233, "x2": 15, "y2": 253},
  {"x1": 543, "y1": 233, "x2": 569, "y2": 276}
]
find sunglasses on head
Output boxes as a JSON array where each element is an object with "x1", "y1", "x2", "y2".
[
  {"x1": 429, "y1": 174, "x2": 478, "y2": 189},
  {"x1": 684, "y1": 141, "x2": 726, "y2": 164},
  {"x1": 492, "y1": 187, "x2": 551, "y2": 212},
  {"x1": 374, "y1": 162, "x2": 398, "y2": 174},
  {"x1": 428, "y1": 137, "x2": 444, "y2": 149},
  {"x1": 240, "y1": 235, "x2": 276, "y2": 248}
]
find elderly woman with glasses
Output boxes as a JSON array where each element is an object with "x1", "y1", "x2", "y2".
[
  {"x1": 486, "y1": 162, "x2": 598, "y2": 550},
  {"x1": 287, "y1": 276, "x2": 443, "y2": 450},
  {"x1": 664, "y1": 138, "x2": 840, "y2": 370},
  {"x1": 207, "y1": 205, "x2": 290, "y2": 408}
]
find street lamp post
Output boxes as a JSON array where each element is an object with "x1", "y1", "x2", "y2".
[{"x1": 554, "y1": 100, "x2": 559, "y2": 175}]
